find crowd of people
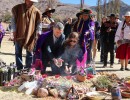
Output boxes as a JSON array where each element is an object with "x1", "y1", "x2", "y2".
[{"x1": 0, "y1": 0, "x2": 130, "y2": 75}]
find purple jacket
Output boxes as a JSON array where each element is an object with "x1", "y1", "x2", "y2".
[{"x1": 78, "y1": 19, "x2": 95, "y2": 44}]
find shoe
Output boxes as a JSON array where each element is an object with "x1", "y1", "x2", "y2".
[
  {"x1": 120, "y1": 67, "x2": 124, "y2": 71},
  {"x1": 125, "y1": 68, "x2": 129, "y2": 71},
  {"x1": 110, "y1": 65, "x2": 113, "y2": 68}
]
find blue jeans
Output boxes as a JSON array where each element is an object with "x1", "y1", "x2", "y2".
[{"x1": 15, "y1": 42, "x2": 33, "y2": 70}]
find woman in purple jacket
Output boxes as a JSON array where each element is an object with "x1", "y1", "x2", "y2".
[{"x1": 78, "y1": 9, "x2": 95, "y2": 64}]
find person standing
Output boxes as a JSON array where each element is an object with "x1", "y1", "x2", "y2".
[
  {"x1": 101, "y1": 14, "x2": 118, "y2": 68},
  {"x1": 100, "y1": 17, "x2": 107, "y2": 62},
  {"x1": 42, "y1": 7, "x2": 55, "y2": 33},
  {"x1": 11, "y1": 0, "x2": 42, "y2": 70},
  {"x1": 90, "y1": 14, "x2": 100, "y2": 62},
  {"x1": 0, "y1": 19, "x2": 5, "y2": 49},
  {"x1": 78, "y1": 9, "x2": 95, "y2": 64},
  {"x1": 64, "y1": 17, "x2": 73, "y2": 39},
  {"x1": 115, "y1": 11, "x2": 130, "y2": 71}
]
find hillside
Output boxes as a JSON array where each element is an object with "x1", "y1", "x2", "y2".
[
  {"x1": 90, "y1": 0, "x2": 130, "y2": 19},
  {"x1": 0, "y1": 0, "x2": 90, "y2": 21}
]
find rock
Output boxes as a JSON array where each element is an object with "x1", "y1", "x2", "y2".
[
  {"x1": 37, "y1": 88, "x2": 48, "y2": 98},
  {"x1": 48, "y1": 88, "x2": 58, "y2": 98}
]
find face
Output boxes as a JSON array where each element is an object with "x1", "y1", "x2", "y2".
[
  {"x1": 83, "y1": 14, "x2": 89, "y2": 21},
  {"x1": 102, "y1": 17, "x2": 107, "y2": 23},
  {"x1": 91, "y1": 16, "x2": 95, "y2": 21},
  {"x1": 110, "y1": 17, "x2": 116, "y2": 23},
  {"x1": 69, "y1": 38, "x2": 78, "y2": 46},
  {"x1": 25, "y1": 0, "x2": 33, "y2": 7},
  {"x1": 125, "y1": 16, "x2": 130, "y2": 22},
  {"x1": 53, "y1": 28, "x2": 63, "y2": 38},
  {"x1": 47, "y1": 12, "x2": 52, "y2": 17}
]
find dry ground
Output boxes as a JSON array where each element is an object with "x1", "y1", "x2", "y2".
[{"x1": 0, "y1": 34, "x2": 130, "y2": 100}]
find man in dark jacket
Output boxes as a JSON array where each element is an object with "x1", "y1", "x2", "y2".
[
  {"x1": 41, "y1": 22, "x2": 65, "y2": 74},
  {"x1": 101, "y1": 14, "x2": 118, "y2": 68}
]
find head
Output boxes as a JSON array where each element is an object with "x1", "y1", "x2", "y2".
[
  {"x1": 53, "y1": 22, "x2": 64, "y2": 38},
  {"x1": 42, "y1": 8, "x2": 55, "y2": 17},
  {"x1": 67, "y1": 32, "x2": 79, "y2": 47},
  {"x1": 67, "y1": 18, "x2": 72, "y2": 24},
  {"x1": 124, "y1": 11, "x2": 130, "y2": 23},
  {"x1": 25, "y1": 0, "x2": 34, "y2": 7},
  {"x1": 108, "y1": 14, "x2": 116, "y2": 23},
  {"x1": 82, "y1": 9, "x2": 92, "y2": 21},
  {"x1": 76, "y1": 12, "x2": 83, "y2": 19},
  {"x1": 102, "y1": 16, "x2": 107, "y2": 23},
  {"x1": 90, "y1": 14, "x2": 96, "y2": 21}
]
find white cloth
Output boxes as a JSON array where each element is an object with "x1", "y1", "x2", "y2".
[{"x1": 115, "y1": 21, "x2": 130, "y2": 42}]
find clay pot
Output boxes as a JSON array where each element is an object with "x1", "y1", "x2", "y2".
[{"x1": 76, "y1": 74, "x2": 86, "y2": 82}]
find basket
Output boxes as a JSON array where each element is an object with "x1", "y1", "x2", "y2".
[
  {"x1": 76, "y1": 74, "x2": 86, "y2": 82},
  {"x1": 121, "y1": 90, "x2": 130, "y2": 98}
]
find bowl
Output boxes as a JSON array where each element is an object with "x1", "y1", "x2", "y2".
[
  {"x1": 121, "y1": 90, "x2": 130, "y2": 98},
  {"x1": 85, "y1": 91, "x2": 109, "y2": 100}
]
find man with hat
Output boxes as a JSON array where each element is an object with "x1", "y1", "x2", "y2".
[
  {"x1": 11, "y1": 0, "x2": 42, "y2": 71},
  {"x1": 42, "y1": 7, "x2": 55, "y2": 32},
  {"x1": 72, "y1": 11, "x2": 83, "y2": 32},
  {"x1": 78, "y1": 9, "x2": 95, "y2": 64},
  {"x1": 101, "y1": 13, "x2": 118, "y2": 68}
]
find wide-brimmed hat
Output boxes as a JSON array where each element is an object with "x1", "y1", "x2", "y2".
[
  {"x1": 30, "y1": 0, "x2": 38, "y2": 2},
  {"x1": 82, "y1": 9, "x2": 92, "y2": 15},
  {"x1": 124, "y1": 11, "x2": 130, "y2": 17},
  {"x1": 107, "y1": 14, "x2": 116, "y2": 17},
  {"x1": 42, "y1": 8, "x2": 55, "y2": 15},
  {"x1": 76, "y1": 12, "x2": 83, "y2": 18}
]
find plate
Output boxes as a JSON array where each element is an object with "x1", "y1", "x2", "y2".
[{"x1": 86, "y1": 91, "x2": 109, "y2": 100}]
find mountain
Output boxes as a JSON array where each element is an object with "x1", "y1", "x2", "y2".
[
  {"x1": 90, "y1": 1, "x2": 130, "y2": 19},
  {"x1": 0, "y1": 0, "x2": 90, "y2": 22}
]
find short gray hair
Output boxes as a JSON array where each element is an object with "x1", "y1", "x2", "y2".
[{"x1": 53, "y1": 22, "x2": 64, "y2": 30}]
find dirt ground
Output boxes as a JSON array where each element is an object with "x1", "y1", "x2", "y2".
[{"x1": 0, "y1": 34, "x2": 130, "y2": 100}]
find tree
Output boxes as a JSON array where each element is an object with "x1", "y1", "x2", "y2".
[{"x1": 96, "y1": 0, "x2": 102, "y2": 22}]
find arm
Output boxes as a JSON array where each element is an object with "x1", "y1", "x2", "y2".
[
  {"x1": 115, "y1": 22, "x2": 123, "y2": 43},
  {"x1": 11, "y1": 16, "x2": 16, "y2": 41}
]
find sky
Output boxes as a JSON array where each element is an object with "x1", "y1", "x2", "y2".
[{"x1": 60, "y1": 0, "x2": 130, "y2": 6}]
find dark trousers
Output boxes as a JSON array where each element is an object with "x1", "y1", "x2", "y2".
[
  {"x1": 100, "y1": 36, "x2": 104, "y2": 61},
  {"x1": 42, "y1": 60, "x2": 64, "y2": 75},
  {"x1": 103, "y1": 42, "x2": 114, "y2": 66},
  {"x1": 87, "y1": 40, "x2": 93, "y2": 64}
]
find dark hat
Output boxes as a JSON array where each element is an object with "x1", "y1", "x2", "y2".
[
  {"x1": 42, "y1": 8, "x2": 55, "y2": 15},
  {"x1": 82, "y1": 9, "x2": 92, "y2": 15},
  {"x1": 76, "y1": 12, "x2": 83, "y2": 18},
  {"x1": 108, "y1": 14, "x2": 116, "y2": 17}
]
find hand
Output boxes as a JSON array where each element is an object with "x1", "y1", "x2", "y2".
[
  {"x1": 13, "y1": 32, "x2": 16, "y2": 41},
  {"x1": 116, "y1": 40, "x2": 122, "y2": 47},
  {"x1": 107, "y1": 27, "x2": 111, "y2": 32},
  {"x1": 85, "y1": 32, "x2": 90, "y2": 36},
  {"x1": 53, "y1": 58, "x2": 58, "y2": 65},
  {"x1": 117, "y1": 40, "x2": 122, "y2": 45}
]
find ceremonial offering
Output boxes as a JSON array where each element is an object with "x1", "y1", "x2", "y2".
[
  {"x1": 85, "y1": 91, "x2": 109, "y2": 100},
  {"x1": 111, "y1": 86, "x2": 122, "y2": 100}
]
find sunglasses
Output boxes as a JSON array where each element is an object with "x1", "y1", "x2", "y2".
[{"x1": 70, "y1": 40, "x2": 77, "y2": 43}]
